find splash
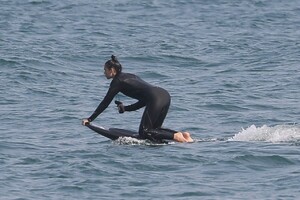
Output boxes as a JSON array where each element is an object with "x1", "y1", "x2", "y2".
[
  {"x1": 113, "y1": 137, "x2": 146, "y2": 145},
  {"x1": 113, "y1": 137, "x2": 172, "y2": 145},
  {"x1": 229, "y1": 124, "x2": 300, "y2": 143}
]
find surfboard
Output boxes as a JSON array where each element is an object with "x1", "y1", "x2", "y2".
[
  {"x1": 86, "y1": 123, "x2": 169, "y2": 144},
  {"x1": 86, "y1": 123, "x2": 140, "y2": 140}
]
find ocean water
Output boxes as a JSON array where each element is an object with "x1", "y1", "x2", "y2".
[{"x1": 1, "y1": 0, "x2": 300, "y2": 199}]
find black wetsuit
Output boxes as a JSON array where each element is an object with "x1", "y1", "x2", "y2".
[{"x1": 88, "y1": 72, "x2": 176, "y2": 141}]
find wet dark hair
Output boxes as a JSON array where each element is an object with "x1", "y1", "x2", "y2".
[{"x1": 105, "y1": 55, "x2": 122, "y2": 75}]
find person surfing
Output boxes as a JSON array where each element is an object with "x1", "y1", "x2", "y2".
[{"x1": 82, "y1": 55, "x2": 193, "y2": 143}]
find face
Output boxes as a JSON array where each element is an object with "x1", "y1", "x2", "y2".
[{"x1": 104, "y1": 66, "x2": 116, "y2": 79}]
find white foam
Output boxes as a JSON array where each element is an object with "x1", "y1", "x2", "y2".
[
  {"x1": 113, "y1": 137, "x2": 145, "y2": 145},
  {"x1": 113, "y1": 137, "x2": 170, "y2": 145},
  {"x1": 228, "y1": 124, "x2": 300, "y2": 143}
]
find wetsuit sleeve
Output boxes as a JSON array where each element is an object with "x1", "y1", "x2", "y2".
[
  {"x1": 124, "y1": 100, "x2": 146, "y2": 111},
  {"x1": 88, "y1": 80, "x2": 120, "y2": 122}
]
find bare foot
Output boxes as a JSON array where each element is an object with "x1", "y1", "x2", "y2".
[
  {"x1": 183, "y1": 132, "x2": 194, "y2": 142},
  {"x1": 173, "y1": 132, "x2": 188, "y2": 142}
]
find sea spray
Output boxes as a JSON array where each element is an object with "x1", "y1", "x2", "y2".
[{"x1": 229, "y1": 124, "x2": 300, "y2": 143}]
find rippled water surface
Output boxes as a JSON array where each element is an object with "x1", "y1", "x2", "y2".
[{"x1": 1, "y1": 0, "x2": 300, "y2": 199}]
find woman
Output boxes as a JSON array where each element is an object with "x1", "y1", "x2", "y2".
[{"x1": 82, "y1": 55, "x2": 193, "y2": 143}]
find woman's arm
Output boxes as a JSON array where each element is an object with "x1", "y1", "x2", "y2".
[
  {"x1": 124, "y1": 100, "x2": 146, "y2": 112},
  {"x1": 88, "y1": 81, "x2": 120, "y2": 122}
]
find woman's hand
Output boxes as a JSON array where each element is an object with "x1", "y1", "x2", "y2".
[
  {"x1": 117, "y1": 104, "x2": 125, "y2": 113},
  {"x1": 82, "y1": 118, "x2": 90, "y2": 126},
  {"x1": 115, "y1": 100, "x2": 125, "y2": 113}
]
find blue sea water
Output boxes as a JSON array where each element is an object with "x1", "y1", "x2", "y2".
[{"x1": 1, "y1": 0, "x2": 300, "y2": 199}]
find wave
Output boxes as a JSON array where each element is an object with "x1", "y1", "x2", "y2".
[{"x1": 229, "y1": 124, "x2": 300, "y2": 143}]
